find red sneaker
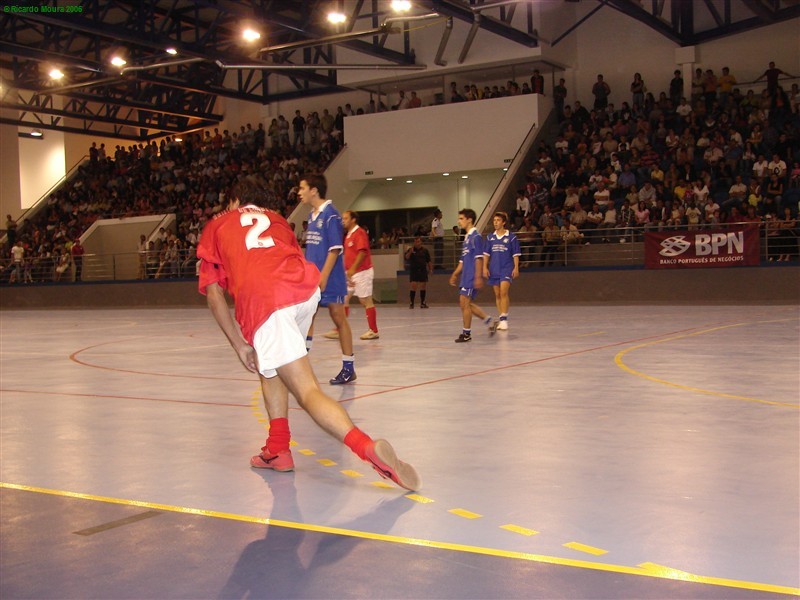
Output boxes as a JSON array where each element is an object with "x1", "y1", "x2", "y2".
[
  {"x1": 250, "y1": 448, "x2": 294, "y2": 472},
  {"x1": 364, "y1": 439, "x2": 420, "y2": 491}
]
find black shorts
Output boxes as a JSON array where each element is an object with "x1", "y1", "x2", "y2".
[{"x1": 409, "y1": 269, "x2": 428, "y2": 283}]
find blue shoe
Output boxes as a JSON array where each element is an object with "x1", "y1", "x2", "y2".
[{"x1": 330, "y1": 368, "x2": 357, "y2": 385}]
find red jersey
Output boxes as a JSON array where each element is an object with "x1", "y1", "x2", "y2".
[
  {"x1": 198, "y1": 205, "x2": 320, "y2": 344},
  {"x1": 343, "y1": 225, "x2": 372, "y2": 272}
]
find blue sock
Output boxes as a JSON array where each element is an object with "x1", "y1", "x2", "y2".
[
  {"x1": 463, "y1": 329, "x2": 471, "y2": 335},
  {"x1": 342, "y1": 355, "x2": 354, "y2": 371},
  {"x1": 484, "y1": 316, "x2": 492, "y2": 325},
  {"x1": 500, "y1": 315, "x2": 508, "y2": 321},
  {"x1": 306, "y1": 336, "x2": 313, "y2": 352}
]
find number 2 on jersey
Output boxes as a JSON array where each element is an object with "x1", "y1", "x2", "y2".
[{"x1": 241, "y1": 213, "x2": 276, "y2": 250}]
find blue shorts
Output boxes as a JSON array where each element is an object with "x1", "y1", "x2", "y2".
[
  {"x1": 319, "y1": 290, "x2": 346, "y2": 307},
  {"x1": 458, "y1": 287, "x2": 478, "y2": 299},
  {"x1": 488, "y1": 274, "x2": 513, "y2": 286}
]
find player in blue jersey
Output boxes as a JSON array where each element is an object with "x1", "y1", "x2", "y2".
[
  {"x1": 448, "y1": 208, "x2": 496, "y2": 343},
  {"x1": 483, "y1": 212, "x2": 520, "y2": 331},
  {"x1": 299, "y1": 174, "x2": 356, "y2": 384}
]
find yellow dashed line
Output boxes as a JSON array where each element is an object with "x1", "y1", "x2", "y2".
[
  {"x1": 406, "y1": 494, "x2": 435, "y2": 504},
  {"x1": 370, "y1": 481, "x2": 394, "y2": 489},
  {"x1": 340, "y1": 470, "x2": 363, "y2": 478},
  {"x1": 3, "y1": 483, "x2": 797, "y2": 596},
  {"x1": 298, "y1": 449, "x2": 315, "y2": 456},
  {"x1": 288, "y1": 440, "x2": 298, "y2": 447},
  {"x1": 257, "y1": 418, "x2": 267, "y2": 423},
  {"x1": 316, "y1": 459, "x2": 336, "y2": 467},
  {"x1": 449, "y1": 508, "x2": 482, "y2": 519},
  {"x1": 563, "y1": 542, "x2": 608, "y2": 556},
  {"x1": 500, "y1": 524, "x2": 539, "y2": 536}
]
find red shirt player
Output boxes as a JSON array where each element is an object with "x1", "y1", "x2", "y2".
[
  {"x1": 343, "y1": 210, "x2": 379, "y2": 340},
  {"x1": 196, "y1": 180, "x2": 418, "y2": 490}
]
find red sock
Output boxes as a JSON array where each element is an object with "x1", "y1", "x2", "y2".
[
  {"x1": 344, "y1": 427, "x2": 373, "y2": 460},
  {"x1": 345, "y1": 305, "x2": 350, "y2": 318},
  {"x1": 266, "y1": 418, "x2": 291, "y2": 454},
  {"x1": 366, "y1": 306, "x2": 378, "y2": 332}
]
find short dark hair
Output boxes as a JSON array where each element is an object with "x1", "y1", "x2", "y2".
[
  {"x1": 344, "y1": 210, "x2": 359, "y2": 222},
  {"x1": 302, "y1": 173, "x2": 327, "y2": 199},
  {"x1": 493, "y1": 211, "x2": 509, "y2": 224},
  {"x1": 231, "y1": 180, "x2": 270, "y2": 208},
  {"x1": 459, "y1": 208, "x2": 477, "y2": 223}
]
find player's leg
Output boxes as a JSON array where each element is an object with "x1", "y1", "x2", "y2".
[
  {"x1": 277, "y1": 356, "x2": 420, "y2": 490},
  {"x1": 250, "y1": 373, "x2": 295, "y2": 471},
  {"x1": 328, "y1": 302, "x2": 356, "y2": 384},
  {"x1": 409, "y1": 280, "x2": 417, "y2": 308},
  {"x1": 469, "y1": 298, "x2": 496, "y2": 335},
  {"x1": 455, "y1": 292, "x2": 473, "y2": 342},
  {"x1": 492, "y1": 284, "x2": 502, "y2": 314},
  {"x1": 358, "y1": 295, "x2": 379, "y2": 339},
  {"x1": 497, "y1": 280, "x2": 511, "y2": 330}
]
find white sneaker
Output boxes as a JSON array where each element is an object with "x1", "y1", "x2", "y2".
[
  {"x1": 496, "y1": 320, "x2": 508, "y2": 331},
  {"x1": 360, "y1": 330, "x2": 380, "y2": 340},
  {"x1": 323, "y1": 329, "x2": 340, "y2": 339}
]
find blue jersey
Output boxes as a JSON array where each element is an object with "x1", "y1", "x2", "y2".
[
  {"x1": 305, "y1": 200, "x2": 347, "y2": 298},
  {"x1": 484, "y1": 230, "x2": 521, "y2": 283},
  {"x1": 459, "y1": 228, "x2": 485, "y2": 289}
]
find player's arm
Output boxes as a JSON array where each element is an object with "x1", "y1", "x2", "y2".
[
  {"x1": 318, "y1": 249, "x2": 340, "y2": 292},
  {"x1": 449, "y1": 261, "x2": 462, "y2": 286},
  {"x1": 474, "y1": 256, "x2": 485, "y2": 289},
  {"x1": 205, "y1": 282, "x2": 257, "y2": 373},
  {"x1": 482, "y1": 251, "x2": 490, "y2": 279},
  {"x1": 426, "y1": 251, "x2": 433, "y2": 273},
  {"x1": 512, "y1": 254, "x2": 520, "y2": 279},
  {"x1": 347, "y1": 249, "x2": 366, "y2": 278}
]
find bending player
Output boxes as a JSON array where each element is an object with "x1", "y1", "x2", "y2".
[{"x1": 197, "y1": 180, "x2": 419, "y2": 491}]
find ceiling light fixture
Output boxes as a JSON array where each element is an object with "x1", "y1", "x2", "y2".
[
  {"x1": 110, "y1": 56, "x2": 127, "y2": 67},
  {"x1": 165, "y1": 47, "x2": 178, "y2": 55},
  {"x1": 327, "y1": 11, "x2": 346, "y2": 24},
  {"x1": 386, "y1": 177, "x2": 393, "y2": 181},
  {"x1": 242, "y1": 28, "x2": 261, "y2": 42},
  {"x1": 461, "y1": 175, "x2": 468, "y2": 179},
  {"x1": 442, "y1": 172, "x2": 450, "y2": 176},
  {"x1": 49, "y1": 68, "x2": 64, "y2": 80},
  {"x1": 30, "y1": 129, "x2": 43, "y2": 137},
  {"x1": 391, "y1": 0, "x2": 412, "y2": 12},
  {"x1": 406, "y1": 180, "x2": 413, "y2": 184}
]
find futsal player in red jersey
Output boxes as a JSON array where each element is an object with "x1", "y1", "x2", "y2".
[
  {"x1": 338, "y1": 210, "x2": 380, "y2": 340},
  {"x1": 197, "y1": 180, "x2": 419, "y2": 491}
]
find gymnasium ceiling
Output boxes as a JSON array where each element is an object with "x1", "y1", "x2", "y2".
[{"x1": 1, "y1": 0, "x2": 798, "y2": 141}]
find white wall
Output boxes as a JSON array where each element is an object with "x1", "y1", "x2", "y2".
[
  {"x1": 18, "y1": 130, "x2": 65, "y2": 209},
  {"x1": 345, "y1": 94, "x2": 540, "y2": 180},
  {"x1": 0, "y1": 123, "x2": 22, "y2": 220},
  {"x1": 351, "y1": 170, "x2": 503, "y2": 230}
]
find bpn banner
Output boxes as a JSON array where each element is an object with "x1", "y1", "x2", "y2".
[{"x1": 644, "y1": 226, "x2": 760, "y2": 269}]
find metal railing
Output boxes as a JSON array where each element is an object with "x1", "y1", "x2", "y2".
[{"x1": 1, "y1": 222, "x2": 796, "y2": 285}]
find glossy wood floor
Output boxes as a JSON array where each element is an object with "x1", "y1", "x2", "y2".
[{"x1": 1, "y1": 303, "x2": 798, "y2": 599}]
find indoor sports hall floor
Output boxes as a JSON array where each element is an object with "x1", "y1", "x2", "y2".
[{"x1": 1, "y1": 303, "x2": 798, "y2": 599}]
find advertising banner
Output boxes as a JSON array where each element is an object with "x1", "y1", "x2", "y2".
[{"x1": 644, "y1": 226, "x2": 760, "y2": 269}]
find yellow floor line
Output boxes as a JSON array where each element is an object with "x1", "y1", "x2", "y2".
[
  {"x1": 1, "y1": 483, "x2": 797, "y2": 596},
  {"x1": 316, "y1": 458, "x2": 336, "y2": 467},
  {"x1": 563, "y1": 541, "x2": 609, "y2": 556},
  {"x1": 340, "y1": 470, "x2": 363, "y2": 478},
  {"x1": 500, "y1": 524, "x2": 539, "y2": 536},
  {"x1": 448, "y1": 508, "x2": 482, "y2": 519},
  {"x1": 615, "y1": 319, "x2": 800, "y2": 408},
  {"x1": 406, "y1": 494, "x2": 435, "y2": 504}
]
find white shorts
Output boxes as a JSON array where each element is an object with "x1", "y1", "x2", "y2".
[
  {"x1": 347, "y1": 267, "x2": 374, "y2": 298},
  {"x1": 252, "y1": 289, "x2": 320, "y2": 378}
]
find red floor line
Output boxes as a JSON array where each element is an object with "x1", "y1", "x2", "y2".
[
  {"x1": 344, "y1": 323, "x2": 715, "y2": 403},
  {"x1": 0, "y1": 388, "x2": 250, "y2": 408}
]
